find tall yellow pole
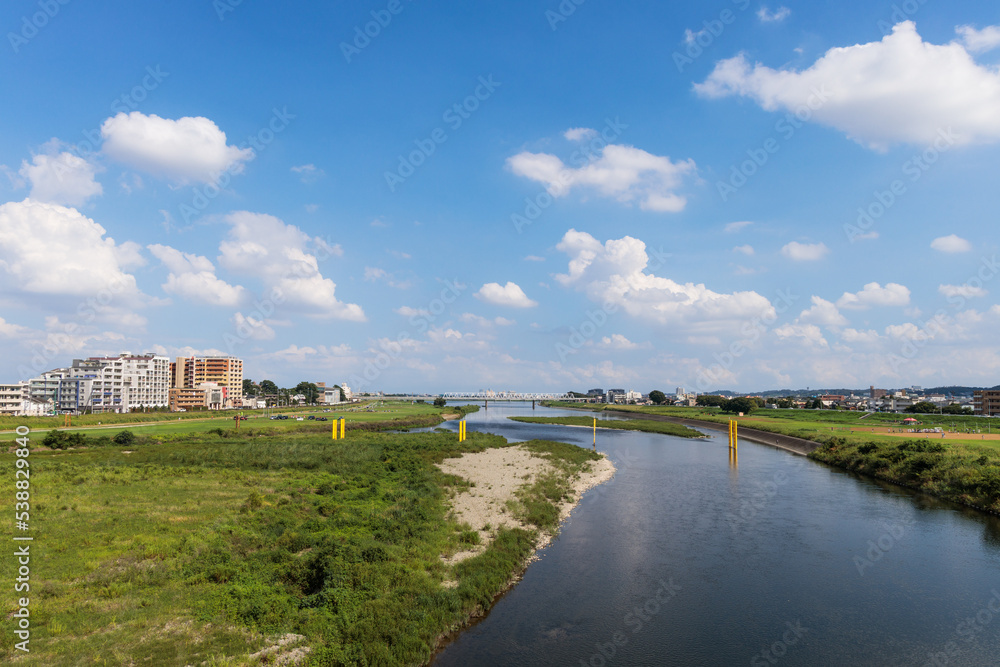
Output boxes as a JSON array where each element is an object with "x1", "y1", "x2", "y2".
[
  {"x1": 332, "y1": 418, "x2": 337, "y2": 440},
  {"x1": 593, "y1": 417, "x2": 597, "y2": 450},
  {"x1": 340, "y1": 418, "x2": 346, "y2": 439}
]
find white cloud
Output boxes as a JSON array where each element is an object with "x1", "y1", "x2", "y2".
[
  {"x1": 757, "y1": 6, "x2": 790, "y2": 22},
  {"x1": 101, "y1": 112, "x2": 254, "y2": 184},
  {"x1": 725, "y1": 220, "x2": 753, "y2": 233},
  {"x1": 956, "y1": 24, "x2": 1000, "y2": 53},
  {"x1": 0, "y1": 317, "x2": 32, "y2": 339},
  {"x1": 291, "y1": 163, "x2": 324, "y2": 184},
  {"x1": 148, "y1": 244, "x2": 246, "y2": 307},
  {"x1": 781, "y1": 241, "x2": 828, "y2": 261},
  {"x1": 564, "y1": 127, "x2": 597, "y2": 141},
  {"x1": 695, "y1": 22, "x2": 1000, "y2": 150},
  {"x1": 798, "y1": 296, "x2": 848, "y2": 327},
  {"x1": 930, "y1": 234, "x2": 972, "y2": 253},
  {"x1": 774, "y1": 323, "x2": 828, "y2": 348},
  {"x1": 0, "y1": 199, "x2": 142, "y2": 298},
  {"x1": 507, "y1": 144, "x2": 696, "y2": 212},
  {"x1": 524, "y1": 255, "x2": 546, "y2": 262},
  {"x1": 939, "y1": 284, "x2": 988, "y2": 299},
  {"x1": 475, "y1": 282, "x2": 538, "y2": 308},
  {"x1": 733, "y1": 244, "x2": 755, "y2": 256},
  {"x1": 841, "y1": 328, "x2": 881, "y2": 344},
  {"x1": 231, "y1": 312, "x2": 276, "y2": 340},
  {"x1": 555, "y1": 229, "x2": 775, "y2": 333},
  {"x1": 837, "y1": 282, "x2": 911, "y2": 310},
  {"x1": 219, "y1": 211, "x2": 365, "y2": 321},
  {"x1": 600, "y1": 334, "x2": 642, "y2": 350},
  {"x1": 19, "y1": 151, "x2": 102, "y2": 206},
  {"x1": 460, "y1": 313, "x2": 517, "y2": 327}
]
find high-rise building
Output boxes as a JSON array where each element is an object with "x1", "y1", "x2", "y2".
[
  {"x1": 171, "y1": 356, "x2": 243, "y2": 406},
  {"x1": 973, "y1": 390, "x2": 1000, "y2": 416}
]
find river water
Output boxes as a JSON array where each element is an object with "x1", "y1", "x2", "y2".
[{"x1": 431, "y1": 402, "x2": 1000, "y2": 666}]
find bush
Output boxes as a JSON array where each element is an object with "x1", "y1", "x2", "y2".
[
  {"x1": 433, "y1": 397, "x2": 446, "y2": 407},
  {"x1": 42, "y1": 430, "x2": 86, "y2": 450},
  {"x1": 112, "y1": 430, "x2": 135, "y2": 445}
]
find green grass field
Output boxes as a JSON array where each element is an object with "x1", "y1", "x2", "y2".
[{"x1": 0, "y1": 403, "x2": 583, "y2": 665}]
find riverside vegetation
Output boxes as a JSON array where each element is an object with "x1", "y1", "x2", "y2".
[
  {"x1": 0, "y1": 403, "x2": 602, "y2": 665},
  {"x1": 507, "y1": 415, "x2": 703, "y2": 439}
]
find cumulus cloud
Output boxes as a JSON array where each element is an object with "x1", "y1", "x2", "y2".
[
  {"x1": 101, "y1": 112, "x2": 254, "y2": 184},
  {"x1": 733, "y1": 244, "x2": 755, "y2": 256},
  {"x1": 19, "y1": 151, "x2": 102, "y2": 206},
  {"x1": 774, "y1": 323, "x2": 828, "y2": 348},
  {"x1": 0, "y1": 199, "x2": 142, "y2": 299},
  {"x1": 695, "y1": 22, "x2": 1000, "y2": 150},
  {"x1": 507, "y1": 144, "x2": 696, "y2": 212},
  {"x1": 219, "y1": 211, "x2": 364, "y2": 321},
  {"x1": 564, "y1": 127, "x2": 598, "y2": 141},
  {"x1": 291, "y1": 163, "x2": 324, "y2": 184},
  {"x1": 148, "y1": 244, "x2": 246, "y2": 307},
  {"x1": 757, "y1": 6, "x2": 790, "y2": 22},
  {"x1": 956, "y1": 24, "x2": 1000, "y2": 53},
  {"x1": 841, "y1": 328, "x2": 881, "y2": 344},
  {"x1": 781, "y1": 241, "x2": 828, "y2": 261},
  {"x1": 555, "y1": 229, "x2": 775, "y2": 333},
  {"x1": 930, "y1": 234, "x2": 972, "y2": 253},
  {"x1": 600, "y1": 334, "x2": 643, "y2": 350},
  {"x1": 939, "y1": 284, "x2": 988, "y2": 299},
  {"x1": 231, "y1": 311, "x2": 276, "y2": 340},
  {"x1": 798, "y1": 296, "x2": 848, "y2": 327},
  {"x1": 836, "y1": 282, "x2": 911, "y2": 310},
  {"x1": 475, "y1": 282, "x2": 538, "y2": 308}
]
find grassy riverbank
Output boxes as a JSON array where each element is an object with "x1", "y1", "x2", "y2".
[
  {"x1": 508, "y1": 415, "x2": 703, "y2": 439},
  {"x1": 810, "y1": 437, "x2": 1000, "y2": 514},
  {"x1": 1, "y1": 408, "x2": 595, "y2": 665}
]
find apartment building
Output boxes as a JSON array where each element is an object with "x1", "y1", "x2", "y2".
[
  {"x1": 171, "y1": 356, "x2": 243, "y2": 406},
  {"x1": 973, "y1": 390, "x2": 1000, "y2": 416},
  {"x1": 28, "y1": 353, "x2": 170, "y2": 414},
  {"x1": 0, "y1": 382, "x2": 27, "y2": 416}
]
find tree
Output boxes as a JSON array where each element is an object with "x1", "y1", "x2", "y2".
[
  {"x1": 696, "y1": 394, "x2": 728, "y2": 408},
  {"x1": 649, "y1": 390, "x2": 667, "y2": 405},
  {"x1": 942, "y1": 403, "x2": 973, "y2": 415},
  {"x1": 906, "y1": 401, "x2": 938, "y2": 414},
  {"x1": 433, "y1": 397, "x2": 447, "y2": 407},
  {"x1": 775, "y1": 397, "x2": 794, "y2": 409},
  {"x1": 295, "y1": 382, "x2": 320, "y2": 404},
  {"x1": 259, "y1": 380, "x2": 279, "y2": 396},
  {"x1": 243, "y1": 379, "x2": 258, "y2": 396},
  {"x1": 722, "y1": 397, "x2": 757, "y2": 414}
]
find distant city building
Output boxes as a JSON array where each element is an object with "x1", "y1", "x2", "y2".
[
  {"x1": 170, "y1": 356, "x2": 243, "y2": 407},
  {"x1": 973, "y1": 390, "x2": 1000, "y2": 416},
  {"x1": 587, "y1": 388, "x2": 604, "y2": 397},
  {"x1": 606, "y1": 389, "x2": 626, "y2": 403},
  {"x1": 28, "y1": 353, "x2": 170, "y2": 413},
  {"x1": 169, "y1": 387, "x2": 207, "y2": 412}
]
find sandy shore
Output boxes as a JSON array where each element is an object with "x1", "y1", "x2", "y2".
[{"x1": 436, "y1": 445, "x2": 616, "y2": 564}]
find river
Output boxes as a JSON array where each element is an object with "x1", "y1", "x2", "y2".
[{"x1": 431, "y1": 402, "x2": 1000, "y2": 666}]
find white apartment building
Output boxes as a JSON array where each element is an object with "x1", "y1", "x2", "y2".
[
  {"x1": 29, "y1": 353, "x2": 170, "y2": 414},
  {"x1": 0, "y1": 382, "x2": 27, "y2": 416}
]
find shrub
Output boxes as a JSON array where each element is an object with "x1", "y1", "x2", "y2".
[{"x1": 112, "y1": 430, "x2": 135, "y2": 445}]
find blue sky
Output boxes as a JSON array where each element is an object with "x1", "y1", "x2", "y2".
[{"x1": 1, "y1": 0, "x2": 999, "y2": 393}]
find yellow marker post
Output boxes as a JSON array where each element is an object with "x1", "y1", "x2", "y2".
[
  {"x1": 340, "y1": 418, "x2": 346, "y2": 439},
  {"x1": 593, "y1": 417, "x2": 597, "y2": 450},
  {"x1": 332, "y1": 419, "x2": 338, "y2": 440}
]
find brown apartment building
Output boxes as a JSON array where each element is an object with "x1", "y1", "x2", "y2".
[
  {"x1": 973, "y1": 390, "x2": 1000, "y2": 416},
  {"x1": 169, "y1": 356, "x2": 243, "y2": 407}
]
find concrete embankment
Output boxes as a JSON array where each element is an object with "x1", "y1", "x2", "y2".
[{"x1": 603, "y1": 410, "x2": 821, "y2": 456}]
